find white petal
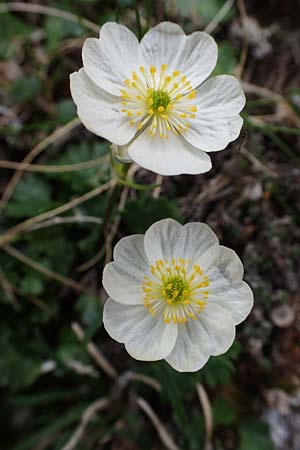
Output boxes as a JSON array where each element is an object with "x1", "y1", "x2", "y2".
[
  {"x1": 144, "y1": 220, "x2": 219, "y2": 265},
  {"x1": 70, "y1": 69, "x2": 135, "y2": 145},
  {"x1": 111, "y1": 143, "x2": 133, "y2": 163},
  {"x1": 113, "y1": 234, "x2": 149, "y2": 279},
  {"x1": 197, "y1": 245, "x2": 253, "y2": 324},
  {"x1": 180, "y1": 222, "x2": 219, "y2": 263},
  {"x1": 102, "y1": 262, "x2": 143, "y2": 305},
  {"x1": 211, "y1": 281, "x2": 254, "y2": 325},
  {"x1": 199, "y1": 303, "x2": 236, "y2": 356},
  {"x1": 82, "y1": 22, "x2": 142, "y2": 96},
  {"x1": 127, "y1": 131, "x2": 212, "y2": 176},
  {"x1": 229, "y1": 115, "x2": 243, "y2": 140},
  {"x1": 144, "y1": 218, "x2": 183, "y2": 264},
  {"x1": 140, "y1": 22, "x2": 185, "y2": 70},
  {"x1": 166, "y1": 320, "x2": 212, "y2": 372},
  {"x1": 103, "y1": 298, "x2": 177, "y2": 361},
  {"x1": 203, "y1": 246, "x2": 244, "y2": 288},
  {"x1": 141, "y1": 23, "x2": 217, "y2": 87},
  {"x1": 185, "y1": 75, "x2": 246, "y2": 151}
]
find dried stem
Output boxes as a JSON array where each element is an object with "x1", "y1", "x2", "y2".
[
  {"x1": 235, "y1": 0, "x2": 248, "y2": 79},
  {"x1": 61, "y1": 397, "x2": 110, "y2": 450},
  {"x1": 71, "y1": 322, "x2": 118, "y2": 380},
  {"x1": 24, "y1": 216, "x2": 103, "y2": 233},
  {"x1": 3, "y1": 244, "x2": 91, "y2": 295},
  {"x1": 153, "y1": 174, "x2": 163, "y2": 198},
  {"x1": 204, "y1": 0, "x2": 235, "y2": 34},
  {"x1": 196, "y1": 383, "x2": 213, "y2": 450},
  {"x1": 0, "y1": 180, "x2": 115, "y2": 246},
  {"x1": 0, "y1": 156, "x2": 106, "y2": 173},
  {"x1": 137, "y1": 397, "x2": 180, "y2": 450},
  {"x1": 0, "y1": 264, "x2": 19, "y2": 307},
  {"x1": 0, "y1": 2, "x2": 100, "y2": 34},
  {"x1": 0, "y1": 118, "x2": 80, "y2": 214}
]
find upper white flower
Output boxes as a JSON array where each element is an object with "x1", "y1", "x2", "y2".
[
  {"x1": 70, "y1": 22, "x2": 246, "y2": 176},
  {"x1": 102, "y1": 219, "x2": 253, "y2": 372}
]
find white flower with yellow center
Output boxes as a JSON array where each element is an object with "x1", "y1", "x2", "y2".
[
  {"x1": 70, "y1": 22, "x2": 246, "y2": 175},
  {"x1": 102, "y1": 219, "x2": 253, "y2": 372}
]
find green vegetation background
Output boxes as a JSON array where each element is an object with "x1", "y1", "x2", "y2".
[{"x1": 0, "y1": 0, "x2": 299, "y2": 449}]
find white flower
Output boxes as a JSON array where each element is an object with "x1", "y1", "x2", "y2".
[
  {"x1": 70, "y1": 22, "x2": 246, "y2": 176},
  {"x1": 102, "y1": 219, "x2": 253, "y2": 372}
]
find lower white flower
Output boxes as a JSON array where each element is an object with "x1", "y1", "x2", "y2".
[
  {"x1": 102, "y1": 219, "x2": 253, "y2": 372},
  {"x1": 70, "y1": 22, "x2": 246, "y2": 176}
]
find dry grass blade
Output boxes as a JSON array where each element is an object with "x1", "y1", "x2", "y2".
[
  {"x1": 3, "y1": 244, "x2": 91, "y2": 295},
  {"x1": 242, "y1": 82, "x2": 283, "y2": 102},
  {"x1": 153, "y1": 174, "x2": 163, "y2": 198},
  {"x1": 71, "y1": 322, "x2": 118, "y2": 380},
  {"x1": 25, "y1": 216, "x2": 103, "y2": 233},
  {"x1": 104, "y1": 185, "x2": 129, "y2": 265},
  {"x1": 0, "y1": 179, "x2": 115, "y2": 246},
  {"x1": 0, "y1": 157, "x2": 105, "y2": 173},
  {"x1": 240, "y1": 146, "x2": 278, "y2": 178},
  {"x1": 13, "y1": 286, "x2": 58, "y2": 317},
  {"x1": 0, "y1": 264, "x2": 19, "y2": 307},
  {"x1": 61, "y1": 397, "x2": 110, "y2": 450},
  {"x1": 235, "y1": 0, "x2": 248, "y2": 79},
  {"x1": 196, "y1": 383, "x2": 213, "y2": 450},
  {"x1": 127, "y1": 372, "x2": 161, "y2": 392},
  {"x1": 204, "y1": 0, "x2": 235, "y2": 34},
  {"x1": 0, "y1": 2, "x2": 100, "y2": 33},
  {"x1": 0, "y1": 118, "x2": 80, "y2": 214},
  {"x1": 137, "y1": 397, "x2": 180, "y2": 450}
]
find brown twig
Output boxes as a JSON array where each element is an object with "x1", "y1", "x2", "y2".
[
  {"x1": 204, "y1": 0, "x2": 235, "y2": 34},
  {"x1": 71, "y1": 322, "x2": 118, "y2": 380},
  {"x1": 13, "y1": 287, "x2": 58, "y2": 317},
  {"x1": 235, "y1": 0, "x2": 248, "y2": 79},
  {"x1": 137, "y1": 397, "x2": 180, "y2": 450},
  {"x1": 127, "y1": 372, "x2": 161, "y2": 392},
  {"x1": 0, "y1": 264, "x2": 19, "y2": 307},
  {"x1": 153, "y1": 174, "x2": 163, "y2": 199},
  {"x1": 77, "y1": 165, "x2": 137, "y2": 274},
  {"x1": 24, "y1": 215, "x2": 103, "y2": 233},
  {"x1": 0, "y1": 118, "x2": 80, "y2": 214},
  {"x1": 0, "y1": 2, "x2": 100, "y2": 34},
  {"x1": 196, "y1": 383, "x2": 213, "y2": 450},
  {"x1": 3, "y1": 244, "x2": 91, "y2": 295},
  {"x1": 61, "y1": 397, "x2": 110, "y2": 450},
  {"x1": 242, "y1": 82, "x2": 283, "y2": 102},
  {"x1": 75, "y1": 246, "x2": 106, "y2": 273},
  {"x1": 104, "y1": 185, "x2": 129, "y2": 265},
  {"x1": 0, "y1": 180, "x2": 115, "y2": 246},
  {"x1": 239, "y1": 146, "x2": 278, "y2": 178}
]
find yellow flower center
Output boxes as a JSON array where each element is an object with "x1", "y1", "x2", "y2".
[
  {"x1": 142, "y1": 258, "x2": 210, "y2": 324},
  {"x1": 120, "y1": 64, "x2": 197, "y2": 139}
]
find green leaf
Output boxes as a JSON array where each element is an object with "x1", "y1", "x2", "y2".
[
  {"x1": 197, "y1": 0, "x2": 235, "y2": 23},
  {"x1": 46, "y1": 142, "x2": 109, "y2": 193},
  {"x1": 5, "y1": 174, "x2": 56, "y2": 218},
  {"x1": 212, "y1": 42, "x2": 238, "y2": 76},
  {"x1": 169, "y1": 0, "x2": 234, "y2": 25},
  {"x1": 20, "y1": 273, "x2": 44, "y2": 296},
  {"x1": 123, "y1": 195, "x2": 183, "y2": 234},
  {"x1": 75, "y1": 294, "x2": 103, "y2": 339},
  {"x1": 213, "y1": 397, "x2": 237, "y2": 426},
  {"x1": 239, "y1": 418, "x2": 274, "y2": 450},
  {"x1": 44, "y1": 16, "x2": 85, "y2": 52},
  {"x1": 9, "y1": 76, "x2": 43, "y2": 104},
  {"x1": 200, "y1": 342, "x2": 241, "y2": 387},
  {"x1": 56, "y1": 98, "x2": 77, "y2": 124},
  {"x1": 0, "y1": 13, "x2": 32, "y2": 59}
]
